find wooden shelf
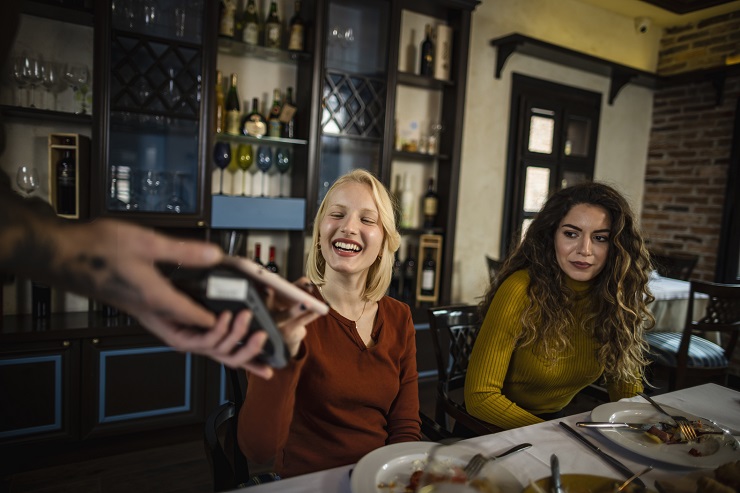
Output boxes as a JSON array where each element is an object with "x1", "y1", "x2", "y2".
[
  {"x1": 215, "y1": 133, "x2": 308, "y2": 147},
  {"x1": 397, "y1": 72, "x2": 454, "y2": 90},
  {"x1": 211, "y1": 195, "x2": 306, "y2": 230},
  {"x1": 217, "y1": 37, "x2": 310, "y2": 64},
  {"x1": 0, "y1": 105, "x2": 92, "y2": 125}
]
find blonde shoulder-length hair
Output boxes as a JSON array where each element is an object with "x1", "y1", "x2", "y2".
[{"x1": 306, "y1": 169, "x2": 401, "y2": 302}]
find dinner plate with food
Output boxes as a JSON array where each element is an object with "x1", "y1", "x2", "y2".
[
  {"x1": 350, "y1": 441, "x2": 521, "y2": 493},
  {"x1": 587, "y1": 402, "x2": 739, "y2": 468},
  {"x1": 521, "y1": 474, "x2": 656, "y2": 493}
]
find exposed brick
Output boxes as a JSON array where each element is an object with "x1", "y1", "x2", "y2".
[
  {"x1": 698, "y1": 13, "x2": 736, "y2": 28},
  {"x1": 665, "y1": 24, "x2": 694, "y2": 35}
]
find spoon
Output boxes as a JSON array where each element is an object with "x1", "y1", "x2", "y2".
[{"x1": 615, "y1": 465, "x2": 653, "y2": 491}]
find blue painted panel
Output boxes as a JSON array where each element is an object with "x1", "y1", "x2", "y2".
[
  {"x1": 211, "y1": 196, "x2": 306, "y2": 230},
  {"x1": 0, "y1": 356, "x2": 62, "y2": 438},
  {"x1": 98, "y1": 347, "x2": 192, "y2": 423}
]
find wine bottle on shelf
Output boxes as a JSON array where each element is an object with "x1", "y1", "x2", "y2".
[
  {"x1": 253, "y1": 242, "x2": 264, "y2": 266},
  {"x1": 242, "y1": 97, "x2": 267, "y2": 137},
  {"x1": 280, "y1": 86, "x2": 296, "y2": 138},
  {"x1": 264, "y1": 1, "x2": 281, "y2": 48},
  {"x1": 420, "y1": 24, "x2": 434, "y2": 77},
  {"x1": 31, "y1": 281, "x2": 51, "y2": 319},
  {"x1": 423, "y1": 177, "x2": 438, "y2": 229},
  {"x1": 402, "y1": 245, "x2": 417, "y2": 303},
  {"x1": 56, "y1": 149, "x2": 76, "y2": 215},
  {"x1": 267, "y1": 88, "x2": 282, "y2": 138},
  {"x1": 420, "y1": 249, "x2": 436, "y2": 296},
  {"x1": 399, "y1": 173, "x2": 415, "y2": 229},
  {"x1": 225, "y1": 73, "x2": 241, "y2": 135},
  {"x1": 287, "y1": 1, "x2": 304, "y2": 52},
  {"x1": 388, "y1": 251, "x2": 402, "y2": 299},
  {"x1": 214, "y1": 70, "x2": 225, "y2": 134},
  {"x1": 266, "y1": 246, "x2": 279, "y2": 274},
  {"x1": 241, "y1": 0, "x2": 261, "y2": 46},
  {"x1": 219, "y1": 0, "x2": 236, "y2": 38}
]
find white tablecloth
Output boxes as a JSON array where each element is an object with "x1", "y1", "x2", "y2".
[
  {"x1": 648, "y1": 274, "x2": 708, "y2": 331},
  {"x1": 238, "y1": 383, "x2": 740, "y2": 492}
]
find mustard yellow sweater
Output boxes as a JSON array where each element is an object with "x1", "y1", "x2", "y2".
[{"x1": 464, "y1": 270, "x2": 642, "y2": 430}]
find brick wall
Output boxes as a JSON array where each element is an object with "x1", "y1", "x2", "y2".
[{"x1": 640, "y1": 10, "x2": 740, "y2": 282}]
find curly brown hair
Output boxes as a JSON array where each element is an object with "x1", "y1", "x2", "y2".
[{"x1": 480, "y1": 182, "x2": 655, "y2": 384}]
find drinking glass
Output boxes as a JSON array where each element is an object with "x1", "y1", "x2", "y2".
[
  {"x1": 16, "y1": 165, "x2": 40, "y2": 197},
  {"x1": 226, "y1": 146, "x2": 240, "y2": 195},
  {"x1": 165, "y1": 172, "x2": 189, "y2": 213},
  {"x1": 25, "y1": 55, "x2": 43, "y2": 108},
  {"x1": 274, "y1": 147, "x2": 291, "y2": 197},
  {"x1": 64, "y1": 63, "x2": 90, "y2": 114},
  {"x1": 41, "y1": 60, "x2": 59, "y2": 110},
  {"x1": 256, "y1": 146, "x2": 273, "y2": 197},
  {"x1": 212, "y1": 142, "x2": 231, "y2": 194},
  {"x1": 236, "y1": 144, "x2": 253, "y2": 196},
  {"x1": 11, "y1": 54, "x2": 30, "y2": 106},
  {"x1": 141, "y1": 170, "x2": 165, "y2": 211}
]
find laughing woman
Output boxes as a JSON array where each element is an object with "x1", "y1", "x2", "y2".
[
  {"x1": 238, "y1": 169, "x2": 421, "y2": 478},
  {"x1": 465, "y1": 182, "x2": 654, "y2": 431}
]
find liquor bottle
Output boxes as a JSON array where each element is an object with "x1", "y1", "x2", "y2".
[
  {"x1": 266, "y1": 245, "x2": 279, "y2": 274},
  {"x1": 56, "y1": 149, "x2": 76, "y2": 215},
  {"x1": 423, "y1": 177, "x2": 438, "y2": 228},
  {"x1": 287, "y1": 1, "x2": 304, "y2": 52},
  {"x1": 267, "y1": 88, "x2": 282, "y2": 137},
  {"x1": 242, "y1": 0, "x2": 260, "y2": 46},
  {"x1": 420, "y1": 249, "x2": 436, "y2": 296},
  {"x1": 253, "y1": 242, "x2": 264, "y2": 265},
  {"x1": 280, "y1": 86, "x2": 296, "y2": 138},
  {"x1": 242, "y1": 97, "x2": 267, "y2": 137},
  {"x1": 214, "y1": 70, "x2": 226, "y2": 134},
  {"x1": 225, "y1": 73, "x2": 241, "y2": 135},
  {"x1": 420, "y1": 24, "x2": 434, "y2": 77},
  {"x1": 219, "y1": 0, "x2": 236, "y2": 38},
  {"x1": 399, "y1": 173, "x2": 415, "y2": 229},
  {"x1": 264, "y1": 1, "x2": 281, "y2": 48},
  {"x1": 402, "y1": 245, "x2": 417, "y2": 303},
  {"x1": 388, "y1": 251, "x2": 403, "y2": 299}
]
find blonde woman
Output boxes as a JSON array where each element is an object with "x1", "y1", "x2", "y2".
[
  {"x1": 465, "y1": 182, "x2": 654, "y2": 430},
  {"x1": 238, "y1": 169, "x2": 421, "y2": 478}
]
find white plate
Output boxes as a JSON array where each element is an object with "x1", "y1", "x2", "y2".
[
  {"x1": 590, "y1": 402, "x2": 740, "y2": 468},
  {"x1": 350, "y1": 442, "x2": 522, "y2": 493}
]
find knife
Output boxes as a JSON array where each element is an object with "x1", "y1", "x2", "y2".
[
  {"x1": 559, "y1": 422, "x2": 646, "y2": 488},
  {"x1": 550, "y1": 454, "x2": 563, "y2": 493},
  {"x1": 576, "y1": 422, "x2": 656, "y2": 431}
]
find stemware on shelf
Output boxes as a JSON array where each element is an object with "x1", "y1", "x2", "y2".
[
  {"x1": 275, "y1": 147, "x2": 291, "y2": 197},
  {"x1": 41, "y1": 60, "x2": 60, "y2": 111},
  {"x1": 141, "y1": 170, "x2": 166, "y2": 211},
  {"x1": 236, "y1": 143, "x2": 253, "y2": 197},
  {"x1": 64, "y1": 63, "x2": 90, "y2": 114},
  {"x1": 226, "y1": 146, "x2": 240, "y2": 195},
  {"x1": 25, "y1": 55, "x2": 43, "y2": 108},
  {"x1": 16, "y1": 165, "x2": 40, "y2": 197},
  {"x1": 11, "y1": 54, "x2": 30, "y2": 107},
  {"x1": 256, "y1": 146, "x2": 273, "y2": 197},
  {"x1": 212, "y1": 141, "x2": 231, "y2": 195},
  {"x1": 165, "y1": 172, "x2": 189, "y2": 213}
]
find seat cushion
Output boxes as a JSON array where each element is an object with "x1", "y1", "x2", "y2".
[{"x1": 645, "y1": 332, "x2": 728, "y2": 368}]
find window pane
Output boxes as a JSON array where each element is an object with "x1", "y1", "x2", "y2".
[
  {"x1": 528, "y1": 112, "x2": 554, "y2": 154},
  {"x1": 521, "y1": 218, "x2": 533, "y2": 242},
  {"x1": 523, "y1": 166, "x2": 550, "y2": 212},
  {"x1": 560, "y1": 171, "x2": 589, "y2": 190},
  {"x1": 565, "y1": 116, "x2": 591, "y2": 157}
]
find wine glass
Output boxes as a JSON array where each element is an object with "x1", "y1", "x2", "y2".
[
  {"x1": 236, "y1": 144, "x2": 253, "y2": 197},
  {"x1": 11, "y1": 54, "x2": 30, "y2": 106},
  {"x1": 141, "y1": 170, "x2": 165, "y2": 211},
  {"x1": 165, "y1": 172, "x2": 189, "y2": 213},
  {"x1": 212, "y1": 141, "x2": 231, "y2": 195},
  {"x1": 41, "y1": 60, "x2": 59, "y2": 110},
  {"x1": 256, "y1": 146, "x2": 273, "y2": 197},
  {"x1": 274, "y1": 147, "x2": 291, "y2": 197},
  {"x1": 64, "y1": 63, "x2": 90, "y2": 114},
  {"x1": 23, "y1": 54, "x2": 43, "y2": 108},
  {"x1": 16, "y1": 165, "x2": 40, "y2": 197},
  {"x1": 225, "y1": 146, "x2": 240, "y2": 195}
]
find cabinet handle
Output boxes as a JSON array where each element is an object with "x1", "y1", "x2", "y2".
[
  {"x1": 92, "y1": 338, "x2": 100, "y2": 345},
  {"x1": 62, "y1": 340, "x2": 71, "y2": 347}
]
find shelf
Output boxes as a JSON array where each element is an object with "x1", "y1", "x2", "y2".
[
  {"x1": 0, "y1": 105, "x2": 92, "y2": 125},
  {"x1": 21, "y1": 1, "x2": 94, "y2": 26},
  {"x1": 211, "y1": 196, "x2": 306, "y2": 230},
  {"x1": 217, "y1": 38, "x2": 310, "y2": 64},
  {"x1": 215, "y1": 133, "x2": 308, "y2": 147},
  {"x1": 392, "y1": 150, "x2": 448, "y2": 161},
  {"x1": 489, "y1": 33, "x2": 658, "y2": 105},
  {"x1": 397, "y1": 72, "x2": 454, "y2": 90},
  {"x1": 400, "y1": 227, "x2": 444, "y2": 235}
]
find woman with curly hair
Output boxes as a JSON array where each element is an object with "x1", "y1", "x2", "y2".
[
  {"x1": 239, "y1": 169, "x2": 421, "y2": 478},
  {"x1": 464, "y1": 182, "x2": 654, "y2": 430}
]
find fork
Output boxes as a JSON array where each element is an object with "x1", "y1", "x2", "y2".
[
  {"x1": 463, "y1": 442, "x2": 532, "y2": 478},
  {"x1": 638, "y1": 392, "x2": 697, "y2": 441}
]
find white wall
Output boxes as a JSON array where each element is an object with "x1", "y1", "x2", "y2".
[{"x1": 453, "y1": 0, "x2": 659, "y2": 304}]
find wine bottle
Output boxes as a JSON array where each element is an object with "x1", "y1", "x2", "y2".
[
  {"x1": 280, "y1": 86, "x2": 296, "y2": 138},
  {"x1": 423, "y1": 177, "x2": 438, "y2": 228},
  {"x1": 254, "y1": 242, "x2": 264, "y2": 265},
  {"x1": 388, "y1": 251, "x2": 403, "y2": 299},
  {"x1": 267, "y1": 88, "x2": 282, "y2": 137},
  {"x1": 287, "y1": 1, "x2": 304, "y2": 52},
  {"x1": 225, "y1": 73, "x2": 241, "y2": 135},
  {"x1": 242, "y1": 97, "x2": 267, "y2": 137},
  {"x1": 399, "y1": 173, "x2": 415, "y2": 229},
  {"x1": 402, "y1": 245, "x2": 417, "y2": 303},
  {"x1": 264, "y1": 1, "x2": 281, "y2": 48},
  {"x1": 31, "y1": 281, "x2": 51, "y2": 319},
  {"x1": 214, "y1": 70, "x2": 226, "y2": 134},
  {"x1": 56, "y1": 149, "x2": 76, "y2": 215},
  {"x1": 219, "y1": 0, "x2": 236, "y2": 38},
  {"x1": 420, "y1": 24, "x2": 434, "y2": 77},
  {"x1": 420, "y1": 249, "x2": 436, "y2": 296},
  {"x1": 242, "y1": 0, "x2": 260, "y2": 46},
  {"x1": 266, "y1": 245, "x2": 279, "y2": 274}
]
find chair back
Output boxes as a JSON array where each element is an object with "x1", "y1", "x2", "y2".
[
  {"x1": 204, "y1": 401, "x2": 251, "y2": 492},
  {"x1": 651, "y1": 251, "x2": 699, "y2": 281},
  {"x1": 486, "y1": 256, "x2": 504, "y2": 282}
]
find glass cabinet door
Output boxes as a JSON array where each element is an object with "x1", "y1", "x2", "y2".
[
  {"x1": 104, "y1": 0, "x2": 206, "y2": 217},
  {"x1": 316, "y1": 0, "x2": 390, "y2": 206}
]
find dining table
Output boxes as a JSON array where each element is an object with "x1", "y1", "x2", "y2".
[
  {"x1": 647, "y1": 272, "x2": 708, "y2": 332},
  {"x1": 236, "y1": 383, "x2": 740, "y2": 492}
]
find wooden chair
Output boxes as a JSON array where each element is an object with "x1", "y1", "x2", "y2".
[
  {"x1": 427, "y1": 305, "x2": 501, "y2": 437},
  {"x1": 485, "y1": 256, "x2": 504, "y2": 283},
  {"x1": 650, "y1": 251, "x2": 699, "y2": 281},
  {"x1": 645, "y1": 280, "x2": 740, "y2": 390}
]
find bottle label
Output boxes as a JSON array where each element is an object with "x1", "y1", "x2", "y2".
[
  {"x1": 246, "y1": 118, "x2": 267, "y2": 137},
  {"x1": 422, "y1": 269, "x2": 435, "y2": 291},
  {"x1": 424, "y1": 196, "x2": 437, "y2": 216},
  {"x1": 220, "y1": 2, "x2": 236, "y2": 36},
  {"x1": 279, "y1": 103, "x2": 296, "y2": 123},
  {"x1": 268, "y1": 119, "x2": 281, "y2": 137},
  {"x1": 243, "y1": 24, "x2": 259, "y2": 45},
  {"x1": 266, "y1": 25, "x2": 280, "y2": 47},
  {"x1": 226, "y1": 110, "x2": 241, "y2": 135},
  {"x1": 288, "y1": 25, "x2": 304, "y2": 51}
]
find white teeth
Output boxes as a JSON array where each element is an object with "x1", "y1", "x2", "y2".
[{"x1": 333, "y1": 241, "x2": 361, "y2": 252}]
